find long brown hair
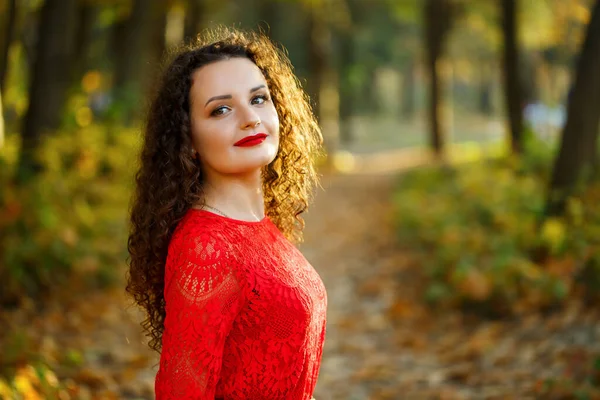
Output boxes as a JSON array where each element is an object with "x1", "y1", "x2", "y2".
[{"x1": 126, "y1": 27, "x2": 323, "y2": 353}]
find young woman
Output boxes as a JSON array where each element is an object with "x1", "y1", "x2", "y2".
[{"x1": 126, "y1": 28, "x2": 327, "y2": 400}]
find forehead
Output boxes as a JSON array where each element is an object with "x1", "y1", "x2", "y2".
[{"x1": 190, "y1": 58, "x2": 267, "y2": 101}]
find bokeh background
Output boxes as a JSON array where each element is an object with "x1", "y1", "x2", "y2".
[{"x1": 1, "y1": 0, "x2": 600, "y2": 399}]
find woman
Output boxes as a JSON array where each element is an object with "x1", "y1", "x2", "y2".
[{"x1": 126, "y1": 27, "x2": 327, "y2": 400}]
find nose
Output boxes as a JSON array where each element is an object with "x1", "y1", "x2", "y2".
[{"x1": 240, "y1": 107, "x2": 261, "y2": 130}]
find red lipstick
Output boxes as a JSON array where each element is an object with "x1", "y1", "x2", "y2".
[{"x1": 234, "y1": 133, "x2": 268, "y2": 147}]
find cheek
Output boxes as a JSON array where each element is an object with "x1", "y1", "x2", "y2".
[
  {"x1": 265, "y1": 108, "x2": 280, "y2": 136},
  {"x1": 192, "y1": 119, "x2": 222, "y2": 146},
  {"x1": 190, "y1": 123, "x2": 230, "y2": 165}
]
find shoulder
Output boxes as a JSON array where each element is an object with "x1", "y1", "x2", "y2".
[
  {"x1": 164, "y1": 212, "x2": 244, "y2": 292},
  {"x1": 168, "y1": 210, "x2": 236, "y2": 264}
]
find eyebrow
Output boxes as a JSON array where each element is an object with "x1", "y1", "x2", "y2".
[{"x1": 204, "y1": 85, "x2": 267, "y2": 107}]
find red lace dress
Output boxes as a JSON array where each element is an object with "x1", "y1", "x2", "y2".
[{"x1": 155, "y1": 209, "x2": 327, "y2": 400}]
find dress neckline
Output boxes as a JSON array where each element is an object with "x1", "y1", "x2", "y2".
[{"x1": 190, "y1": 208, "x2": 270, "y2": 226}]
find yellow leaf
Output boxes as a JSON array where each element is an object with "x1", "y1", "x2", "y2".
[
  {"x1": 81, "y1": 70, "x2": 102, "y2": 93},
  {"x1": 541, "y1": 218, "x2": 566, "y2": 251},
  {"x1": 14, "y1": 374, "x2": 34, "y2": 395},
  {"x1": 0, "y1": 379, "x2": 13, "y2": 398},
  {"x1": 42, "y1": 369, "x2": 59, "y2": 388},
  {"x1": 573, "y1": 3, "x2": 591, "y2": 24},
  {"x1": 75, "y1": 107, "x2": 93, "y2": 128}
]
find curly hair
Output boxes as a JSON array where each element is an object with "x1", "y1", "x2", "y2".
[{"x1": 126, "y1": 27, "x2": 323, "y2": 353}]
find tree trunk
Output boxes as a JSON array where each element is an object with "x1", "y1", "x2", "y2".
[
  {"x1": 307, "y1": 10, "x2": 328, "y2": 123},
  {"x1": 424, "y1": 0, "x2": 452, "y2": 156},
  {"x1": 0, "y1": 90, "x2": 4, "y2": 149},
  {"x1": 546, "y1": 0, "x2": 600, "y2": 216},
  {"x1": 258, "y1": 0, "x2": 287, "y2": 48},
  {"x1": 19, "y1": 8, "x2": 38, "y2": 81},
  {"x1": 73, "y1": 1, "x2": 100, "y2": 83},
  {"x1": 426, "y1": 56, "x2": 443, "y2": 154},
  {"x1": 0, "y1": 0, "x2": 17, "y2": 94},
  {"x1": 501, "y1": 0, "x2": 524, "y2": 154},
  {"x1": 112, "y1": 0, "x2": 158, "y2": 124},
  {"x1": 401, "y1": 58, "x2": 416, "y2": 120},
  {"x1": 307, "y1": 8, "x2": 339, "y2": 156},
  {"x1": 520, "y1": 53, "x2": 540, "y2": 105},
  {"x1": 357, "y1": 68, "x2": 380, "y2": 116},
  {"x1": 338, "y1": 30, "x2": 355, "y2": 145},
  {"x1": 17, "y1": 0, "x2": 78, "y2": 183},
  {"x1": 184, "y1": 0, "x2": 204, "y2": 43},
  {"x1": 478, "y1": 61, "x2": 493, "y2": 116},
  {"x1": 150, "y1": 7, "x2": 168, "y2": 69}
]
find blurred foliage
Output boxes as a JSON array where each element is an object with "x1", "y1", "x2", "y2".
[
  {"x1": 392, "y1": 136, "x2": 600, "y2": 316},
  {"x1": 0, "y1": 322, "x2": 89, "y2": 399},
  {"x1": 0, "y1": 325, "x2": 68, "y2": 399},
  {"x1": 0, "y1": 119, "x2": 139, "y2": 396},
  {"x1": 0, "y1": 363, "x2": 67, "y2": 400},
  {"x1": 0, "y1": 123, "x2": 139, "y2": 305}
]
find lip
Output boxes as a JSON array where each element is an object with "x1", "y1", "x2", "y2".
[{"x1": 234, "y1": 133, "x2": 268, "y2": 147}]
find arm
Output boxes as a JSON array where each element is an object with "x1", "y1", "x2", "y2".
[{"x1": 156, "y1": 231, "x2": 245, "y2": 400}]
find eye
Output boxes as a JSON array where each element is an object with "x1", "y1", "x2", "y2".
[
  {"x1": 210, "y1": 105, "x2": 230, "y2": 117},
  {"x1": 251, "y1": 94, "x2": 269, "y2": 105}
]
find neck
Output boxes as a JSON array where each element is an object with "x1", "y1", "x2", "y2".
[{"x1": 201, "y1": 169, "x2": 265, "y2": 221}]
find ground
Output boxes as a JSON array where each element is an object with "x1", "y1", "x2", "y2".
[{"x1": 3, "y1": 170, "x2": 599, "y2": 400}]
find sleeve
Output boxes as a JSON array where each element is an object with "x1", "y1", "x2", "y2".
[{"x1": 155, "y1": 230, "x2": 246, "y2": 400}]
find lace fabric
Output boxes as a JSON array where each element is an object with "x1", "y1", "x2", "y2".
[{"x1": 155, "y1": 210, "x2": 327, "y2": 400}]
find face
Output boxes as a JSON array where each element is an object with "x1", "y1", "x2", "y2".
[{"x1": 188, "y1": 57, "x2": 280, "y2": 177}]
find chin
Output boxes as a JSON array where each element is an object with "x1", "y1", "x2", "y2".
[
  {"x1": 249, "y1": 145, "x2": 278, "y2": 165},
  {"x1": 253, "y1": 153, "x2": 278, "y2": 170},
  {"x1": 225, "y1": 155, "x2": 277, "y2": 175},
  {"x1": 221, "y1": 145, "x2": 278, "y2": 173},
  {"x1": 263, "y1": 146, "x2": 279, "y2": 164}
]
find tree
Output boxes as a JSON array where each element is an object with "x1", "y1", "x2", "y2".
[
  {"x1": 478, "y1": 59, "x2": 494, "y2": 116},
  {"x1": 184, "y1": 0, "x2": 205, "y2": 43},
  {"x1": 304, "y1": 0, "x2": 348, "y2": 156},
  {"x1": 0, "y1": 0, "x2": 15, "y2": 150},
  {"x1": 307, "y1": 6, "x2": 338, "y2": 150},
  {"x1": 17, "y1": 0, "x2": 78, "y2": 183},
  {"x1": 387, "y1": 0, "x2": 421, "y2": 120},
  {"x1": 0, "y1": 0, "x2": 17, "y2": 95},
  {"x1": 0, "y1": 90, "x2": 4, "y2": 149},
  {"x1": 73, "y1": 1, "x2": 101, "y2": 83},
  {"x1": 338, "y1": 28, "x2": 356, "y2": 144},
  {"x1": 547, "y1": 0, "x2": 600, "y2": 216},
  {"x1": 257, "y1": 0, "x2": 286, "y2": 45},
  {"x1": 401, "y1": 57, "x2": 417, "y2": 119},
  {"x1": 424, "y1": 0, "x2": 454, "y2": 156},
  {"x1": 111, "y1": 0, "x2": 164, "y2": 124},
  {"x1": 501, "y1": 0, "x2": 524, "y2": 154}
]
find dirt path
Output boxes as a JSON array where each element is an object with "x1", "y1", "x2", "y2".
[{"x1": 304, "y1": 173, "x2": 410, "y2": 400}]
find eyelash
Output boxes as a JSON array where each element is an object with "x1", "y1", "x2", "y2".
[{"x1": 210, "y1": 94, "x2": 270, "y2": 117}]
